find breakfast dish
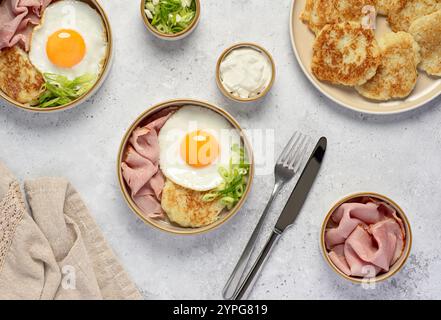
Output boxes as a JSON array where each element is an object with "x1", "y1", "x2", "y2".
[
  {"x1": 304, "y1": 2, "x2": 441, "y2": 97},
  {"x1": 120, "y1": 104, "x2": 251, "y2": 230},
  {"x1": 312, "y1": 22, "x2": 380, "y2": 86},
  {"x1": 0, "y1": 0, "x2": 110, "y2": 110},
  {"x1": 387, "y1": 0, "x2": 441, "y2": 32},
  {"x1": 291, "y1": 0, "x2": 441, "y2": 113},
  {"x1": 324, "y1": 197, "x2": 406, "y2": 278},
  {"x1": 356, "y1": 32, "x2": 421, "y2": 100},
  {"x1": 300, "y1": 0, "x2": 376, "y2": 34},
  {"x1": 409, "y1": 10, "x2": 441, "y2": 76}
]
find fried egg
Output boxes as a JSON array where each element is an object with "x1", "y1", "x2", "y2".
[
  {"x1": 29, "y1": 0, "x2": 107, "y2": 80},
  {"x1": 158, "y1": 106, "x2": 241, "y2": 192}
]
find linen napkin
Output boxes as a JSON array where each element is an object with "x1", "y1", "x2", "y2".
[{"x1": 0, "y1": 162, "x2": 142, "y2": 300}]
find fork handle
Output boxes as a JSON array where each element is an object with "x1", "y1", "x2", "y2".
[
  {"x1": 232, "y1": 229, "x2": 282, "y2": 300},
  {"x1": 222, "y1": 181, "x2": 283, "y2": 300}
]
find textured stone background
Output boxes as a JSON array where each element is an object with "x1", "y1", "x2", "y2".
[{"x1": 1, "y1": 0, "x2": 441, "y2": 299}]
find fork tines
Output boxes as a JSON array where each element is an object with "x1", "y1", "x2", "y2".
[{"x1": 278, "y1": 131, "x2": 312, "y2": 172}]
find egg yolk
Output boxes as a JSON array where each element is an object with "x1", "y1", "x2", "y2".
[
  {"x1": 180, "y1": 130, "x2": 220, "y2": 168},
  {"x1": 46, "y1": 29, "x2": 86, "y2": 68}
]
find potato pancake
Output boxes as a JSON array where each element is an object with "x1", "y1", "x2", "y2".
[{"x1": 0, "y1": 46, "x2": 44, "y2": 104}]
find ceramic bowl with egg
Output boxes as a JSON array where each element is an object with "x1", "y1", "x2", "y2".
[
  {"x1": 0, "y1": 0, "x2": 113, "y2": 112},
  {"x1": 117, "y1": 99, "x2": 254, "y2": 235},
  {"x1": 216, "y1": 43, "x2": 276, "y2": 103},
  {"x1": 320, "y1": 192, "x2": 412, "y2": 283},
  {"x1": 140, "y1": 0, "x2": 201, "y2": 41}
]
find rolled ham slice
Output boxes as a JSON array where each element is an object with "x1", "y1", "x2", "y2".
[
  {"x1": 325, "y1": 199, "x2": 406, "y2": 278},
  {"x1": 370, "y1": 219, "x2": 405, "y2": 266},
  {"x1": 326, "y1": 202, "x2": 381, "y2": 249},
  {"x1": 122, "y1": 146, "x2": 157, "y2": 195},
  {"x1": 328, "y1": 244, "x2": 351, "y2": 276},
  {"x1": 0, "y1": 0, "x2": 52, "y2": 51},
  {"x1": 343, "y1": 242, "x2": 381, "y2": 277},
  {"x1": 122, "y1": 112, "x2": 172, "y2": 219}
]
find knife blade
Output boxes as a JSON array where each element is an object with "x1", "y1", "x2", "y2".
[{"x1": 274, "y1": 136, "x2": 327, "y2": 232}]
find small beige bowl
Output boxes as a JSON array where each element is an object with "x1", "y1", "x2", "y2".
[
  {"x1": 216, "y1": 42, "x2": 276, "y2": 103},
  {"x1": 140, "y1": 0, "x2": 201, "y2": 40},
  {"x1": 320, "y1": 192, "x2": 412, "y2": 283},
  {"x1": 117, "y1": 99, "x2": 254, "y2": 235},
  {"x1": 0, "y1": 0, "x2": 113, "y2": 113}
]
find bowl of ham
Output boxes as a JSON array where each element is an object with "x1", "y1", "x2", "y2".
[
  {"x1": 117, "y1": 99, "x2": 254, "y2": 235},
  {"x1": 321, "y1": 193, "x2": 412, "y2": 283}
]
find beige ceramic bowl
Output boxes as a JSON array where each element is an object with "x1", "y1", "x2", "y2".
[
  {"x1": 117, "y1": 99, "x2": 254, "y2": 235},
  {"x1": 216, "y1": 43, "x2": 276, "y2": 103},
  {"x1": 320, "y1": 192, "x2": 412, "y2": 283},
  {"x1": 0, "y1": 0, "x2": 113, "y2": 113},
  {"x1": 290, "y1": 0, "x2": 441, "y2": 114},
  {"x1": 140, "y1": 0, "x2": 201, "y2": 40}
]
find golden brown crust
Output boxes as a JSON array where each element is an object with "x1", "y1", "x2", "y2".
[
  {"x1": 356, "y1": 32, "x2": 421, "y2": 100},
  {"x1": 409, "y1": 10, "x2": 441, "y2": 76},
  {"x1": 0, "y1": 46, "x2": 44, "y2": 104},
  {"x1": 387, "y1": 0, "x2": 441, "y2": 32},
  {"x1": 300, "y1": 0, "x2": 377, "y2": 34},
  {"x1": 311, "y1": 22, "x2": 381, "y2": 86},
  {"x1": 161, "y1": 179, "x2": 225, "y2": 228},
  {"x1": 376, "y1": 0, "x2": 390, "y2": 15}
]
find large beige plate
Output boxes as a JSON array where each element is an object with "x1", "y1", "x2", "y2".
[{"x1": 289, "y1": 0, "x2": 441, "y2": 114}]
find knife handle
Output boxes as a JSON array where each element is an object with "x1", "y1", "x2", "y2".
[{"x1": 232, "y1": 229, "x2": 282, "y2": 300}]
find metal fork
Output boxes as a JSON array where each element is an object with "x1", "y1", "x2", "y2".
[{"x1": 222, "y1": 131, "x2": 312, "y2": 300}]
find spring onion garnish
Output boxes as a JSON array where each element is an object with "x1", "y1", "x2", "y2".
[
  {"x1": 33, "y1": 73, "x2": 96, "y2": 108},
  {"x1": 202, "y1": 144, "x2": 250, "y2": 210},
  {"x1": 144, "y1": 0, "x2": 196, "y2": 35}
]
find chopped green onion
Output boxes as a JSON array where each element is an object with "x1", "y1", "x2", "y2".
[
  {"x1": 202, "y1": 144, "x2": 250, "y2": 210},
  {"x1": 32, "y1": 73, "x2": 96, "y2": 108},
  {"x1": 144, "y1": 0, "x2": 196, "y2": 35}
]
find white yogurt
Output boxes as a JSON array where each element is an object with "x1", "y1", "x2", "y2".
[{"x1": 219, "y1": 47, "x2": 272, "y2": 99}]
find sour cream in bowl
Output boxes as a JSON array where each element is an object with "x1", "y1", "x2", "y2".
[{"x1": 216, "y1": 43, "x2": 275, "y2": 103}]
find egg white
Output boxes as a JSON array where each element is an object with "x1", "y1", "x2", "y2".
[
  {"x1": 158, "y1": 106, "x2": 242, "y2": 192},
  {"x1": 29, "y1": 0, "x2": 107, "y2": 80}
]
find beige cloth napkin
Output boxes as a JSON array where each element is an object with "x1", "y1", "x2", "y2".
[{"x1": 0, "y1": 162, "x2": 142, "y2": 300}]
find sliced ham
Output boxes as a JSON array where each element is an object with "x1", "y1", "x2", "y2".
[
  {"x1": 345, "y1": 225, "x2": 393, "y2": 271},
  {"x1": 122, "y1": 146, "x2": 157, "y2": 195},
  {"x1": 331, "y1": 201, "x2": 383, "y2": 224},
  {"x1": 344, "y1": 242, "x2": 381, "y2": 277},
  {"x1": 129, "y1": 115, "x2": 170, "y2": 162},
  {"x1": 0, "y1": 0, "x2": 52, "y2": 51},
  {"x1": 325, "y1": 199, "x2": 406, "y2": 278},
  {"x1": 328, "y1": 241, "x2": 382, "y2": 278},
  {"x1": 325, "y1": 202, "x2": 382, "y2": 249},
  {"x1": 328, "y1": 244, "x2": 351, "y2": 276},
  {"x1": 121, "y1": 112, "x2": 172, "y2": 220},
  {"x1": 133, "y1": 184, "x2": 164, "y2": 219},
  {"x1": 370, "y1": 219, "x2": 405, "y2": 266}
]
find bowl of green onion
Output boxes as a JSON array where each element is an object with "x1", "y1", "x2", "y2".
[{"x1": 141, "y1": 0, "x2": 200, "y2": 40}]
